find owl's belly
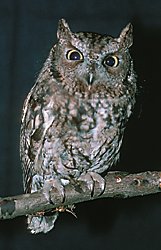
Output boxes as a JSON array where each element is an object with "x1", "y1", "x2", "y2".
[
  {"x1": 41, "y1": 114, "x2": 121, "y2": 179},
  {"x1": 63, "y1": 125, "x2": 120, "y2": 174}
]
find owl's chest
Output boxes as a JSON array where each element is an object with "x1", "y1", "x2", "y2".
[
  {"x1": 56, "y1": 97, "x2": 118, "y2": 156},
  {"x1": 64, "y1": 97, "x2": 110, "y2": 136},
  {"x1": 61, "y1": 97, "x2": 105, "y2": 135}
]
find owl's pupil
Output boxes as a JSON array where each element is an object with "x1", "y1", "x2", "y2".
[
  {"x1": 70, "y1": 51, "x2": 80, "y2": 60},
  {"x1": 107, "y1": 57, "x2": 115, "y2": 66}
]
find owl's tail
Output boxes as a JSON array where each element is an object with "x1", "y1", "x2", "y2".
[{"x1": 27, "y1": 212, "x2": 59, "y2": 234}]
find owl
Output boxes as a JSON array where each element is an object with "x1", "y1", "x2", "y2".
[{"x1": 20, "y1": 19, "x2": 137, "y2": 233}]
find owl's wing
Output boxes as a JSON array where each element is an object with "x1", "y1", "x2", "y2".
[
  {"x1": 20, "y1": 84, "x2": 55, "y2": 193},
  {"x1": 20, "y1": 87, "x2": 37, "y2": 193}
]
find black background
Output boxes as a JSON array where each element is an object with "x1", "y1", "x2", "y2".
[{"x1": 0, "y1": 1, "x2": 161, "y2": 249}]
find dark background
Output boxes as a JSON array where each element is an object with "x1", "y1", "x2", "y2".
[{"x1": 0, "y1": 0, "x2": 161, "y2": 249}]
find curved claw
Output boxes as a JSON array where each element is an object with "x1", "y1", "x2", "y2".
[
  {"x1": 42, "y1": 178, "x2": 65, "y2": 204},
  {"x1": 78, "y1": 172, "x2": 105, "y2": 197}
]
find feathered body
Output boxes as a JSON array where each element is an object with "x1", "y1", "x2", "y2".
[{"x1": 20, "y1": 19, "x2": 137, "y2": 233}]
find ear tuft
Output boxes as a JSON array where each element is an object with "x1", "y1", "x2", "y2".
[
  {"x1": 118, "y1": 23, "x2": 133, "y2": 48},
  {"x1": 57, "y1": 19, "x2": 72, "y2": 40}
]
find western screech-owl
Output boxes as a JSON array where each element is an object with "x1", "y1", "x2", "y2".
[{"x1": 20, "y1": 19, "x2": 137, "y2": 233}]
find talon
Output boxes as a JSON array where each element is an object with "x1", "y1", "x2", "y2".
[
  {"x1": 78, "y1": 172, "x2": 105, "y2": 197},
  {"x1": 88, "y1": 172, "x2": 105, "y2": 196},
  {"x1": 78, "y1": 173, "x2": 94, "y2": 192},
  {"x1": 42, "y1": 179, "x2": 65, "y2": 204}
]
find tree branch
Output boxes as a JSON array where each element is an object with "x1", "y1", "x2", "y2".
[{"x1": 0, "y1": 171, "x2": 161, "y2": 220}]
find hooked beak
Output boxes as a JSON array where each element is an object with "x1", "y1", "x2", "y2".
[{"x1": 87, "y1": 73, "x2": 95, "y2": 85}]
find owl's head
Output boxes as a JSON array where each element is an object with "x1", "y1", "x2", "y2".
[{"x1": 50, "y1": 19, "x2": 135, "y2": 95}]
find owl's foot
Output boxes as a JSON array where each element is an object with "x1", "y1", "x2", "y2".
[
  {"x1": 78, "y1": 172, "x2": 105, "y2": 197},
  {"x1": 42, "y1": 179, "x2": 65, "y2": 205}
]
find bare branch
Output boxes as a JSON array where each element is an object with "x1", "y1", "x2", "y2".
[{"x1": 0, "y1": 171, "x2": 161, "y2": 220}]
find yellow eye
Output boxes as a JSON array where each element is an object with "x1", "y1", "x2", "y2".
[
  {"x1": 104, "y1": 55, "x2": 119, "y2": 67},
  {"x1": 66, "y1": 49, "x2": 83, "y2": 61}
]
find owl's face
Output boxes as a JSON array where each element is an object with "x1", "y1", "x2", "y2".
[{"x1": 51, "y1": 19, "x2": 134, "y2": 95}]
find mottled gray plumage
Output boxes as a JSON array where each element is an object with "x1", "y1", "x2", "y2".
[{"x1": 20, "y1": 19, "x2": 137, "y2": 233}]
